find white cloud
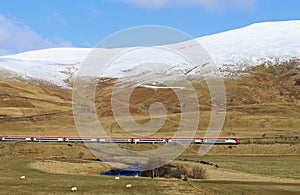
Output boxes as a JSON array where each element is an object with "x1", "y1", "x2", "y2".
[
  {"x1": 0, "y1": 15, "x2": 73, "y2": 55},
  {"x1": 118, "y1": 0, "x2": 255, "y2": 10}
]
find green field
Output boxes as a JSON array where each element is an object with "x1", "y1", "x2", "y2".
[
  {"x1": 0, "y1": 159, "x2": 199, "y2": 194},
  {"x1": 0, "y1": 142, "x2": 299, "y2": 194},
  {"x1": 0, "y1": 156, "x2": 299, "y2": 194},
  {"x1": 190, "y1": 180, "x2": 300, "y2": 195}
]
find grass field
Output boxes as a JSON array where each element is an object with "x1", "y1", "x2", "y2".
[
  {"x1": 190, "y1": 180, "x2": 300, "y2": 195},
  {"x1": 0, "y1": 159, "x2": 201, "y2": 195},
  {"x1": 0, "y1": 142, "x2": 299, "y2": 194},
  {"x1": 0, "y1": 151, "x2": 299, "y2": 194}
]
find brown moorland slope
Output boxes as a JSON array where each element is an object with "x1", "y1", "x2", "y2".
[{"x1": 0, "y1": 61, "x2": 299, "y2": 137}]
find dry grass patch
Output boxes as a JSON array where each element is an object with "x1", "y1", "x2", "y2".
[{"x1": 30, "y1": 160, "x2": 112, "y2": 176}]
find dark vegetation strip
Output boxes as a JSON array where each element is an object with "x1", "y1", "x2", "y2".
[
  {"x1": 0, "y1": 111, "x2": 72, "y2": 122},
  {"x1": 237, "y1": 136, "x2": 300, "y2": 144},
  {"x1": 191, "y1": 180, "x2": 300, "y2": 186},
  {"x1": 0, "y1": 94, "x2": 71, "y2": 106},
  {"x1": 177, "y1": 157, "x2": 219, "y2": 168},
  {"x1": 238, "y1": 135, "x2": 299, "y2": 140}
]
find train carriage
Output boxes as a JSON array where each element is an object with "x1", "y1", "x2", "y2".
[
  {"x1": 97, "y1": 138, "x2": 132, "y2": 143},
  {"x1": 202, "y1": 138, "x2": 240, "y2": 145},
  {"x1": 32, "y1": 137, "x2": 64, "y2": 142},
  {"x1": 109, "y1": 138, "x2": 132, "y2": 143},
  {"x1": 133, "y1": 138, "x2": 167, "y2": 144},
  {"x1": 65, "y1": 137, "x2": 97, "y2": 142},
  {"x1": 1, "y1": 136, "x2": 31, "y2": 142},
  {"x1": 168, "y1": 138, "x2": 195, "y2": 143}
]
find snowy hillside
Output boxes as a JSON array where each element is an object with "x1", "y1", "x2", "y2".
[
  {"x1": 0, "y1": 48, "x2": 91, "y2": 87},
  {"x1": 0, "y1": 20, "x2": 299, "y2": 87},
  {"x1": 199, "y1": 20, "x2": 300, "y2": 67}
]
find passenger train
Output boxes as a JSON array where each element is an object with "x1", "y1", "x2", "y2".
[{"x1": 0, "y1": 136, "x2": 240, "y2": 144}]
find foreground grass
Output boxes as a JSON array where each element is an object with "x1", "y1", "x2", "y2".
[
  {"x1": 179, "y1": 156, "x2": 300, "y2": 180},
  {"x1": 0, "y1": 153, "x2": 300, "y2": 194},
  {"x1": 0, "y1": 159, "x2": 198, "y2": 195},
  {"x1": 190, "y1": 180, "x2": 300, "y2": 195}
]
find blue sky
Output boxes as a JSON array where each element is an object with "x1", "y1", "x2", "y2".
[{"x1": 0, "y1": 0, "x2": 299, "y2": 55}]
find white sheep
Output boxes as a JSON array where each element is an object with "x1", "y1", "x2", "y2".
[
  {"x1": 115, "y1": 177, "x2": 120, "y2": 180},
  {"x1": 126, "y1": 184, "x2": 132, "y2": 188},
  {"x1": 71, "y1": 186, "x2": 77, "y2": 192},
  {"x1": 20, "y1": 176, "x2": 26, "y2": 180}
]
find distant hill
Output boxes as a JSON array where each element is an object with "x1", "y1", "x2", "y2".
[{"x1": 0, "y1": 20, "x2": 300, "y2": 87}]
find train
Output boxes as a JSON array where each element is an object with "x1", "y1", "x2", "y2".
[{"x1": 0, "y1": 136, "x2": 240, "y2": 144}]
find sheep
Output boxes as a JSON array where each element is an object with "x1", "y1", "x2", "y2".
[
  {"x1": 70, "y1": 186, "x2": 77, "y2": 192},
  {"x1": 20, "y1": 176, "x2": 26, "y2": 180},
  {"x1": 114, "y1": 177, "x2": 120, "y2": 180},
  {"x1": 126, "y1": 184, "x2": 132, "y2": 188}
]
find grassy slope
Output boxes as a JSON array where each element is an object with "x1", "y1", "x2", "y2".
[
  {"x1": 0, "y1": 77, "x2": 77, "y2": 136},
  {"x1": 1, "y1": 61, "x2": 299, "y2": 137}
]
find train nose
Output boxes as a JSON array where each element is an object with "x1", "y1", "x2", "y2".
[{"x1": 235, "y1": 139, "x2": 241, "y2": 144}]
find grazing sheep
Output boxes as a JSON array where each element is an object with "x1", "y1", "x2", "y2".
[
  {"x1": 181, "y1": 175, "x2": 188, "y2": 181},
  {"x1": 71, "y1": 186, "x2": 77, "y2": 192},
  {"x1": 115, "y1": 177, "x2": 120, "y2": 180},
  {"x1": 20, "y1": 176, "x2": 26, "y2": 180},
  {"x1": 126, "y1": 184, "x2": 132, "y2": 188}
]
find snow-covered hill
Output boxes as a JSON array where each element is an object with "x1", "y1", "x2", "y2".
[
  {"x1": 0, "y1": 20, "x2": 299, "y2": 87},
  {"x1": 199, "y1": 20, "x2": 300, "y2": 67},
  {"x1": 0, "y1": 48, "x2": 91, "y2": 87}
]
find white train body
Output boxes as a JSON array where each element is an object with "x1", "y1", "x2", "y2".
[
  {"x1": 32, "y1": 137, "x2": 64, "y2": 142},
  {"x1": 0, "y1": 136, "x2": 240, "y2": 144},
  {"x1": 133, "y1": 138, "x2": 167, "y2": 144}
]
